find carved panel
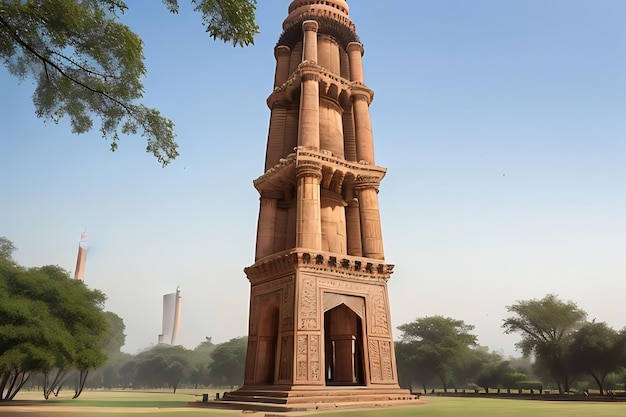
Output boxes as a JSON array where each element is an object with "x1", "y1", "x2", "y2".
[
  {"x1": 368, "y1": 339, "x2": 395, "y2": 383},
  {"x1": 370, "y1": 286, "x2": 389, "y2": 335},
  {"x1": 368, "y1": 339, "x2": 382, "y2": 382},
  {"x1": 299, "y1": 278, "x2": 318, "y2": 329},
  {"x1": 380, "y1": 340, "x2": 394, "y2": 382},
  {"x1": 310, "y1": 335, "x2": 320, "y2": 381},
  {"x1": 296, "y1": 335, "x2": 308, "y2": 380},
  {"x1": 317, "y1": 277, "x2": 369, "y2": 294},
  {"x1": 282, "y1": 278, "x2": 295, "y2": 330}
]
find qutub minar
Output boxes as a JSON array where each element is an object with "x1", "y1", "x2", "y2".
[{"x1": 218, "y1": 0, "x2": 418, "y2": 409}]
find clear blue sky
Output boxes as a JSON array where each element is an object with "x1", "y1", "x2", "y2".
[{"x1": 1, "y1": 1, "x2": 625, "y2": 356}]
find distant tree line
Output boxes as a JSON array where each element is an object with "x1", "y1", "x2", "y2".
[
  {"x1": 82, "y1": 336, "x2": 247, "y2": 393},
  {"x1": 397, "y1": 294, "x2": 626, "y2": 395}
]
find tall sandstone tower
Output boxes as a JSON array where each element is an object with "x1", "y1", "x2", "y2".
[{"x1": 227, "y1": 0, "x2": 415, "y2": 407}]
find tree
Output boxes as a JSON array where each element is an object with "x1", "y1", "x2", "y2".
[
  {"x1": 207, "y1": 337, "x2": 247, "y2": 388},
  {"x1": 101, "y1": 311, "x2": 126, "y2": 356},
  {"x1": 188, "y1": 337, "x2": 215, "y2": 388},
  {"x1": 0, "y1": 263, "x2": 71, "y2": 399},
  {"x1": 502, "y1": 294, "x2": 587, "y2": 393},
  {"x1": 134, "y1": 344, "x2": 193, "y2": 393},
  {"x1": 0, "y1": 240, "x2": 111, "y2": 400},
  {"x1": 569, "y1": 322, "x2": 626, "y2": 395},
  {"x1": 396, "y1": 316, "x2": 478, "y2": 392},
  {"x1": 0, "y1": 237, "x2": 16, "y2": 264},
  {"x1": 0, "y1": 0, "x2": 258, "y2": 166}
]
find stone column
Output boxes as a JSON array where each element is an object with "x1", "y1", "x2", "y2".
[
  {"x1": 296, "y1": 163, "x2": 322, "y2": 250},
  {"x1": 298, "y1": 20, "x2": 320, "y2": 150},
  {"x1": 346, "y1": 42, "x2": 364, "y2": 83},
  {"x1": 298, "y1": 72, "x2": 320, "y2": 149},
  {"x1": 302, "y1": 20, "x2": 319, "y2": 63},
  {"x1": 255, "y1": 190, "x2": 282, "y2": 260},
  {"x1": 274, "y1": 45, "x2": 291, "y2": 88},
  {"x1": 352, "y1": 92, "x2": 374, "y2": 164},
  {"x1": 345, "y1": 197, "x2": 362, "y2": 257},
  {"x1": 355, "y1": 177, "x2": 384, "y2": 260}
]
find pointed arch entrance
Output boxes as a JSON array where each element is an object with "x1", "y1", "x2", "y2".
[
  {"x1": 255, "y1": 293, "x2": 280, "y2": 384},
  {"x1": 323, "y1": 293, "x2": 366, "y2": 386}
]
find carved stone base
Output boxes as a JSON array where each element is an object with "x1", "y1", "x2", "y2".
[{"x1": 191, "y1": 386, "x2": 422, "y2": 412}]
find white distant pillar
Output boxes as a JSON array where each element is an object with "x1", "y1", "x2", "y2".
[
  {"x1": 172, "y1": 287, "x2": 182, "y2": 345},
  {"x1": 74, "y1": 230, "x2": 88, "y2": 280},
  {"x1": 159, "y1": 287, "x2": 182, "y2": 345}
]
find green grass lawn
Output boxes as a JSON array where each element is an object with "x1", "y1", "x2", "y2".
[{"x1": 2, "y1": 390, "x2": 626, "y2": 417}]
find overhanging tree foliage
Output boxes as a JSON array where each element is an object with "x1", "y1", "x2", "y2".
[{"x1": 0, "y1": 0, "x2": 258, "y2": 166}]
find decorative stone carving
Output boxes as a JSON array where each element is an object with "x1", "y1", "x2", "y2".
[
  {"x1": 296, "y1": 335, "x2": 308, "y2": 380},
  {"x1": 310, "y1": 335, "x2": 320, "y2": 381},
  {"x1": 299, "y1": 278, "x2": 318, "y2": 329},
  {"x1": 368, "y1": 339, "x2": 382, "y2": 382},
  {"x1": 370, "y1": 285, "x2": 389, "y2": 335}
]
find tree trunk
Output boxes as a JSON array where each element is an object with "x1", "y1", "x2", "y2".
[
  {"x1": 4, "y1": 370, "x2": 29, "y2": 400},
  {"x1": 73, "y1": 370, "x2": 89, "y2": 399},
  {"x1": 590, "y1": 371, "x2": 606, "y2": 395}
]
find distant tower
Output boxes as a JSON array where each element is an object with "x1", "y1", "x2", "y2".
[
  {"x1": 223, "y1": 0, "x2": 415, "y2": 407},
  {"x1": 74, "y1": 230, "x2": 88, "y2": 280},
  {"x1": 158, "y1": 287, "x2": 182, "y2": 345}
]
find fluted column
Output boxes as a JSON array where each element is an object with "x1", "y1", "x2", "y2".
[
  {"x1": 355, "y1": 177, "x2": 384, "y2": 259},
  {"x1": 296, "y1": 163, "x2": 322, "y2": 250},
  {"x1": 274, "y1": 45, "x2": 291, "y2": 87},
  {"x1": 346, "y1": 42, "x2": 364, "y2": 83},
  {"x1": 299, "y1": 73, "x2": 320, "y2": 150},
  {"x1": 298, "y1": 21, "x2": 320, "y2": 150},
  {"x1": 352, "y1": 92, "x2": 374, "y2": 164},
  {"x1": 302, "y1": 20, "x2": 319, "y2": 62},
  {"x1": 255, "y1": 190, "x2": 282, "y2": 260},
  {"x1": 345, "y1": 197, "x2": 362, "y2": 257}
]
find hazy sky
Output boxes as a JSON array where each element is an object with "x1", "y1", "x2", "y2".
[{"x1": 2, "y1": 1, "x2": 625, "y2": 356}]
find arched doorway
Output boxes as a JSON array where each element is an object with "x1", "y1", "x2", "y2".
[
  {"x1": 324, "y1": 301, "x2": 365, "y2": 386},
  {"x1": 255, "y1": 296, "x2": 280, "y2": 384}
]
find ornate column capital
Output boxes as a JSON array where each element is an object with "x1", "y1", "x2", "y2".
[
  {"x1": 346, "y1": 42, "x2": 363, "y2": 56},
  {"x1": 302, "y1": 20, "x2": 319, "y2": 33},
  {"x1": 351, "y1": 86, "x2": 373, "y2": 104},
  {"x1": 274, "y1": 45, "x2": 291, "y2": 58},
  {"x1": 301, "y1": 72, "x2": 321, "y2": 82},
  {"x1": 296, "y1": 161, "x2": 322, "y2": 180},
  {"x1": 355, "y1": 175, "x2": 380, "y2": 192}
]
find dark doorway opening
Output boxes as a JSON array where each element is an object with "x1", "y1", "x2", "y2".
[
  {"x1": 255, "y1": 301, "x2": 279, "y2": 384},
  {"x1": 324, "y1": 303, "x2": 365, "y2": 385}
]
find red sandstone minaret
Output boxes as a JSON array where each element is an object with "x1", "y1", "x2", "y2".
[
  {"x1": 224, "y1": 0, "x2": 416, "y2": 408},
  {"x1": 74, "y1": 230, "x2": 88, "y2": 281}
]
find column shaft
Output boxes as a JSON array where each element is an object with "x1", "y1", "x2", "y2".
[
  {"x1": 356, "y1": 183, "x2": 384, "y2": 259},
  {"x1": 353, "y1": 96, "x2": 374, "y2": 164},
  {"x1": 346, "y1": 42, "x2": 364, "y2": 83},
  {"x1": 274, "y1": 45, "x2": 291, "y2": 87},
  {"x1": 298, "y1": 76, "x2": 320, "y2": 149},
  {"x1": 302, "y1": 20, "x2": 319, "y2": 62},
  {"x1": 255, "y1": 194, "x2": 279, "y2": 260},
  {"x1": 296, "y1": 165, "x2": 322, "y2": 250},
  {"x1": 345, "y1": 198, "x2": 362, "y2": 257}
]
